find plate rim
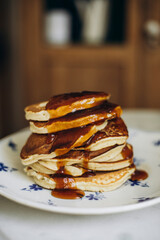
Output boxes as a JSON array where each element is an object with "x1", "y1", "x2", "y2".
[{"x1": 1, "y1": 189, "x2": 160, "y2": 215}]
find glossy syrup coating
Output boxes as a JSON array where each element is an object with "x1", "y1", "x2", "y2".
[
  {"x1": 46, "y1": 91, "x2": 109, "y2": 110},
  {"x1": 31, "y1": 101, "x2": 122, "y2": 133},
  {"x1": 81, "y1": 118, "x2": 128, "y2": 148},
  {"x1": 20, "y1": 120, "x2": 105, "y2": 159},
  {"x1": 131, "y1": 169, "x2": 148, "y2": 181},
  {"x1": 25, "y1": 91, "x2": 110, "y2": 121}
]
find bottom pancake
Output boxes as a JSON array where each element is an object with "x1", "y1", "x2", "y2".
[{"x1": 25, "y1": 165, "x2": 135, "y2": 192}]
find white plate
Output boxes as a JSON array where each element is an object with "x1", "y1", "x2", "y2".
[{"x1": 0, "y1": 128, "x2": 160, "y2": 215}]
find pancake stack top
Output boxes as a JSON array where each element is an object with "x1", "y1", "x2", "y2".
[{"x1": 20, "y1": 91, "x2": 135, "y2": 199}]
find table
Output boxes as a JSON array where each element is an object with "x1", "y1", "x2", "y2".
[{"x1": 0, "y1": 109, "x2": 160, "y2": 240}]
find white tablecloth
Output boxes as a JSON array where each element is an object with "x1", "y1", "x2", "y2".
[{"x1": 0, "y1": 109, "x2": 160, "y2": 240}]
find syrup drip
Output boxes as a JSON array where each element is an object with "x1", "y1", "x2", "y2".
[
  {"x1": 50, "y1": 165, "x2": 95, "y2": 199},
  {"x1": 51, "y1": 173, "x2": 84, "y2": 200},
  {"x1": 131, "y1": 169, "x2": 148, "y2": 181},
  {"x1": 122, "y1": 145, "x2": 133, "y2": 159},
  {"x1": 51, "y1": 189, "x2": 85, "y2": 199},
  {"x1": 46, "y1": 125, "x2": 93, "y2": 154},
  {"x1": 45, "y1": 121, "x2": 104, "y2": 156}
]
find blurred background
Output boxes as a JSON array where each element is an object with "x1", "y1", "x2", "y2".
[{"x1": 0, "y1": 0, "x2": 160, "y2": 138}]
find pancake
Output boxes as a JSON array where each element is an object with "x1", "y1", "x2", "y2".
[
  {"x1": 30, "y1": 101, "x2": 122, "y2": 134},
  {"x1": 20, "y1": 90, "x2": 135, "y2": 197},
  {"x1": 20, "y1": 120, "x2": 107, "y2": 163},
  {"x1": 25, "y1": 165, "x2": 135, "y2": 192},
  {"x1": 25, "y1": 91, "x2": 110, "y2": 121},
  {"x1": 28, "y1": 144, "x2": 133, "y2": 176},
  {"x1": 26, "y1": 164, "x2": 92, "y2": 177},
  {"x1": 29, "y1": 157, "x2": 133, "y2": 176},
  {"x1": 21, "y1": 142, "x2": 125, "y2": 166},
  {"x1": 55, "y1": 144, "x2": 125, "y2": 163},
  {"x1": 76, "y1": 118, "x2": 128, "y2": 151}
]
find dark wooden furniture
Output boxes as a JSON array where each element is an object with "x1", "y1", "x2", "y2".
[{"x1": 1, "y1": 0, "x2": 160, "y2": 137}]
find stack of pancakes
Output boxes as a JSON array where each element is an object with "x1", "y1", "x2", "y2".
[{"x1": 20, "y1": 91, "x2": 135, "y2": 196}]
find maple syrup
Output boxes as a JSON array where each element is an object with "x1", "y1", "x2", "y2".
[{"x1": 131, "y1": 169, "x2": 148, "y2": 181}]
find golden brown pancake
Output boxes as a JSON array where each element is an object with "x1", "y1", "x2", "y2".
[
  {"x1": 55, "y1": 144, "x2": 125, "y2": 163},
  {"x1": 76, "y1": 118, "x2": 128, "y2": 151},
  {"x1": 25, "y1": 165, "x2": 135, "y2": 192},
  {"x1": 26, "y1": 144, "x2": 133, "y2": 175},
  {"x1": 29, "y1": 157, "x2": 133, "y2": 176},
  {"x1": 21, "y1": 142, "x2": 127, "y2": 168},
  {"x1": 20, "y1": 120, "x2": 107, "y2": 162},
  {"x1": 25, "y1": 91, "x2": 110, "y2": 121},
  {"x1": 30, "y1": 101, "x2": 122, "y2": 134}
]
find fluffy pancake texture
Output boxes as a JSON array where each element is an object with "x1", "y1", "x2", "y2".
[
  {"x1": 20, "y1": 120, "x2": 107, "y2": 163},
  {"x1": 29, "y1": 101, "x2": 122, "y2": 134},
  {"x1": 76, "y1": 117, "x2": 128, "y2": 151},
  {"x1": 25, "y1": 91, "x2": 110, "y2": 121},
  {"x1": 25, "y1": 165, "x2": 135, "y2": 192},
  {"x1": 29, "y1": 158, "x2": 133, "y2": 176},
  {"x1": 20, "y1": 91, "x2": 135, "y2": 197},
  {"x1": 25, "y1": 144, "x2": 133, "y2": 177}
]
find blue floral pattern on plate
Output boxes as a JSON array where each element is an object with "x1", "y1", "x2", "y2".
[
  {"x1": 125, "y1": 180, "x2": 149, "y2": 187},
  {"x1": 8, "y1": 140, "x2": 17, "y2": 151},
  {"x1": 134, "y1": 197, "x2": 156, "y2": 203},
  {"x1": 133, "y1": 157, "x2": 145, "y2": 167},
  {"x1": 37, "y1": 199, "x2": 57, "y2": 206},
  {"x1": 153, "y1": 140, "x2": 160, "y2": 146},
  {"x1": 0, "y1": 162, "x2": 8, "y2": 172},
  {"x1": 47, "y1": 199, "x2": 56, "y2": 206},
  {"x1": 84, "y1": 192, "x2": 105, "y2": 200},
  {"x1": 0, "y1": 185, "x2": 7, "y2": 189},
  {"x1": 21, "y1": 184, "x2": 43, "y2": 192},
  {"x1": 0, "y1": 162, "x2": 17, "y2": 172}
]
